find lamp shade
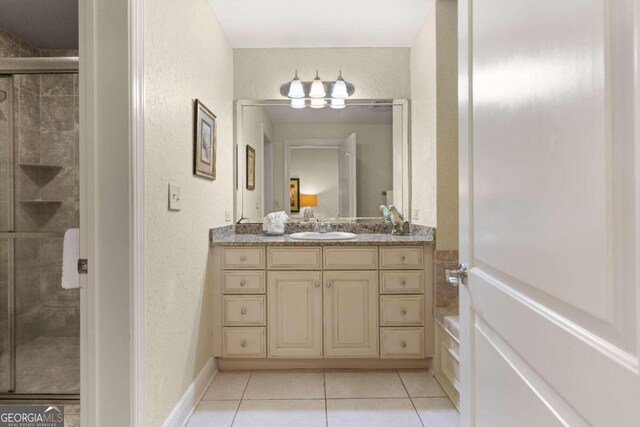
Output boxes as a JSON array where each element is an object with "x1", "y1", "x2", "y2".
[
  {"x1": 287, "y1": 70, "x2": 305, "y2": 98},
  {"x1": 300, "y1": 194, "x2": 318, "y2": 207},
  {"x1": 310, "y1": 98, "x2": 327, "y2": 109},
  {"x1": 330, "y1": 98, "x2": 345, "y2": 109},
  {"x1": 309, "y1": 70, "x2": 326, "y2": 98},
  {"x1": 291, "y1": 98, "x2": 306, "y2": 109},
  {"x1": 331, "y1": 71, "x2": 349, "y2": 99}
]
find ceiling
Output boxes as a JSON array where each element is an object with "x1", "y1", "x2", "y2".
[
  {"x1": 0, "y1": 0, "x2": 78, "y2": 50},
  {"x1": 264, "y1": 104, "x2": 392, "y2": 124},
  {"x1": 207, "y1": 0, "x2": 434, "y2": 48}
]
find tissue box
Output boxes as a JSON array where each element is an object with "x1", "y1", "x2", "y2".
[{"x1": 263, "y1": 222, "x2": 285, "y2": 235}]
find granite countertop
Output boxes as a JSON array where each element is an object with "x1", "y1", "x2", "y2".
[{"x1": 209, "y1": 223, "x2": 435, "y2": 247}]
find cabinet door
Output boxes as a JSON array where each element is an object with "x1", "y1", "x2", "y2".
[
  {"x1": 268, "y1": 271, "x2": 322, "y2": 357},
  {"x1": 324, "y1": 271, "x2": 379, "y2": 357}
]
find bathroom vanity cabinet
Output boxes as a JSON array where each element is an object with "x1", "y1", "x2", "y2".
[{"x1": 211, "y1": 239, "x2": 434, "y2": 368}]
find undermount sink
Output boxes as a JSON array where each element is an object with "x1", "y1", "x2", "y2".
[{"x1": 289, "y1": 231, "x2": 358, "y2": 241}]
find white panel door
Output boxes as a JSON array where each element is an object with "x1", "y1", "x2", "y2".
[
  {"x1": 459, "y1": 0, "x2": 640, "y2": 425},
  {"x1": 339, "y1": 133, "x2": 357, "y2": 218},
  {"x1": 268, "y1": 271, "x2": 323, "y2": 357},
  {"x1": 324, "y1": 271, "x2": 378, "y2": 357}
]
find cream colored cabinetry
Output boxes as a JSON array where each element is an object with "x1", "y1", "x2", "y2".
[
  {"x1": 212, "y1": 244, "x2": 433, "y2": 363},
  {"x1": 268, "y1": 271, "x2": 322, "y2": 358},
  {"x1": 323, "y1": 270, "x2": 379, "y2": 358}
]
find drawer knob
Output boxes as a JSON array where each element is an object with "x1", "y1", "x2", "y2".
[
  {"x1": 400, "y1": 340, "x2": 407, "y2": 348},
  {"x1": 401, "y1": 255, "x2": 406, "y2": 262},
  {"x1": 326, "y1": 281, "x2": 332, "y2": 288},
  {"x1": 240, "y1": 340, "x2": 247, "y2": 348},
  {"x1": 314, "y1": 281, "x2": 320, "y2": 288},
  {"x1": 240, "y1": 308, "x2": 247, "y2": 315},
  {"x1": 400, "y1": 308, "x2": 407, "y2": 316},
  {"x1": 240, "y1": 256, "x2": 246, "y2": 261},
  {"x1": 240, "y1": 280, "x2": 246, "y2": 287},
  {"x1": 400, "y1": 280, "x2": 407, "y2": 286}
]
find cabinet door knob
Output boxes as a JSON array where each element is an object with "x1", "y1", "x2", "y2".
[
  {"x1": 240, "y1": 280, "x2": 246, "y2": 287},
  {"x1": 314, "y1": 281, "x2": 320, "y2": 288},
  {"x1": 400, "y1": 340, "x2": 407, "y2": 348},
  {"x1": 326, "y1": 281, "x2": 332, "y2": 288},
  {"x1": 401, "y1": 255, "x2": 406, "y2": 262},
  {"x1": 400, "y1": 308, "x2": 407, "y2": 316},
  {"x1": 240, "y1": 255, "x2": 246, "y2": 261},
  {"x1": 400, "y1": 280, "x2": 407, "y2": 286},
  {"x1": 240, "y1": 340, "x2": 247, "y2": 348},
  {"x1": 240, "y1": 308, "x2": 247, "y2": 315}
]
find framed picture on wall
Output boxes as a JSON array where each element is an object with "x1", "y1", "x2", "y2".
[
  {"x1": 193, "y1": 99, "x2": 216, "y2": 180},
  {"x1": 246, "y1": 145, "x2": 256, "y2": 190},
  {"x1": 290, "y1": 178, "x2": 300, "y2": 212}
]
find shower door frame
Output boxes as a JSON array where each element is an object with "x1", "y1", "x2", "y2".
[{"x1": 0, "y1": 57, "x2": 80, "y2": 403}]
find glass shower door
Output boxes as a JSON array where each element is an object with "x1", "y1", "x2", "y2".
[{"x1": 0, "y1": 72, "x2": 80, "y2": 397}]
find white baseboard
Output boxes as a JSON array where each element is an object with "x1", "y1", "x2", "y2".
[{"x1": 163, "y1": 357, "x2": 217, "y2": 427}]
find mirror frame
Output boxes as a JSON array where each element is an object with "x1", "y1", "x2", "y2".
[{"x1": 234, "y1": 99, "x2": 411, "y2": 223}]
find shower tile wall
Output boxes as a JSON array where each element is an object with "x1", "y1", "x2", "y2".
[{"x1": 1, "y1": 26, "x2": 80, "y2": 394}]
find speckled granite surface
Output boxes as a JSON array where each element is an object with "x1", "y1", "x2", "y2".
[
  {"x1": 435, "y1": 306, "x2": 460, "y2": 339},
  {"x1": 209, "y1": 223, "x2": 435, "y2": 246},
  {"x1": 234, "y1": 221, "x2": 414, "y2": 235}
]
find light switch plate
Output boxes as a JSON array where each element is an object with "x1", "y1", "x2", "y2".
[
  {"x1": 168, "y1": 183, "x2": 181, "y2": 211},
  {"x1": 412, "y1": 209, "x2": 419, "y2": 220},
  {"x1": 225, "y1": 211, "x2": 231, "y2": 221}
]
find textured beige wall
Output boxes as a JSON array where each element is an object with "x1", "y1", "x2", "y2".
[
  {"x1": 435, "y1": 0, "x2": 459, "y2": 251},
  {"x1": 143, "y1": 0, "x2": 234, "y2": 425},
  {"x1": 271, "y1": 123, "x2": 393, "y2": 218},
  {"x1": 234, "y1": 48, "x2": 410, "y2": 100},
  {"x1": 410, "y1": 0, "x2": 459, "y2": 250},
  {"x1": 410, "y1": 7, "x2": 438, "y2": 228}
]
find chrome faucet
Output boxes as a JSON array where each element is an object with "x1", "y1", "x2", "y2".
[{"x1": 314, "y1": 221, "x2": 332, "y2": 233}]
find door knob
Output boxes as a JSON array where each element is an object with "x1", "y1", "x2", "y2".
[{"x1": 446, "y1": 264, "x2": 469, "y2": 286}]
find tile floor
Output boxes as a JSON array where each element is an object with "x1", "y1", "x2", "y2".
[{"x1": 187, "y1": 369, "x2": 459, "y2": 427}]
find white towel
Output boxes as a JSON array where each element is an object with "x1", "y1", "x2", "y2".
[{"x1": 62, "y1": 228, "x2": 80, "y2": 289}]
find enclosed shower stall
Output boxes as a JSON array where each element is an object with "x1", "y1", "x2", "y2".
[{"x1": 0, "y1": 57, "x2": 80, "y2": 400}]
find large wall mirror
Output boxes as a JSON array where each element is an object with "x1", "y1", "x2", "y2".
[{"x1": 234, "y1": 99, "x2": 410, "y2": 223}]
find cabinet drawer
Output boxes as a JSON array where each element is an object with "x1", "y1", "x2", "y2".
[
  {"x1": 380, "y1": 271, "x2": 424, "y2": 294},
  {"x1": 379, "y1": 247, "x2": 423, "y2": 269},
  {"x1": 223, "y1": 248, "x2": 265, "y2": 270},
  {"x1": 223, "y1": 271, "x2": 265, "y2": 294},
  {"x1": 323, "y1": 247, "x2": 378, "y2": 269},
  {"x1": 380, "y1": 295, "x2": 424, "y2": 326},
  {"x1": 223, "y1": 327, "x2": 266, "y2": 358},
  {"x1": 268, "y1": 247, "x2": 322, "y2": 269},
  {"x1": 380, "y1": 327, "x2": 425, "y2": 358},
  {"x1": 223, "y1": 295, "x2": 266, "y2": 326}
]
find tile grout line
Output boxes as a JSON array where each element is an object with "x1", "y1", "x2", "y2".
[
  {"x1": 396, "y1": 369, "x2": 426, "y2": 427},
  {"x1": 323, "y1": 369, "x2": 328, "y2": 427},
  {"x1": 230, "y1": 370, "x2": 253, "y2": 427}
]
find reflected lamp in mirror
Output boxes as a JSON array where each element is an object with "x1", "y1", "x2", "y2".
[{"x1": 300, "y1": 194, "x2": 318, "y2": 221}]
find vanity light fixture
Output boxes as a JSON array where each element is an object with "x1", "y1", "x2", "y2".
[
  {"x1": 281, "y1": 70, "x2": 355, "y2": 109},
  {"x1": 309, "y1": 70, "x2": 326, "y2": 99}
]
